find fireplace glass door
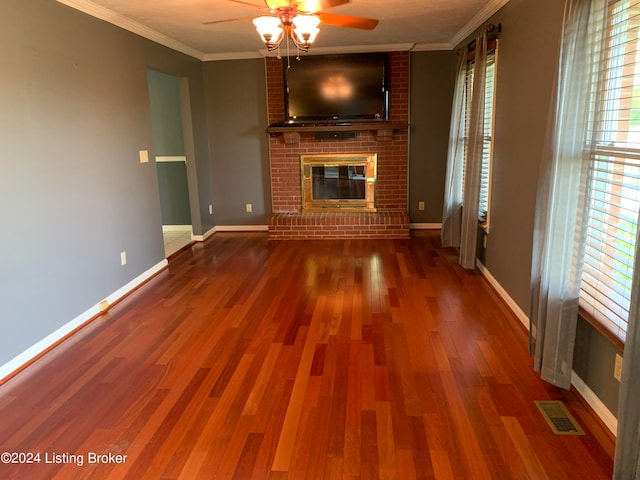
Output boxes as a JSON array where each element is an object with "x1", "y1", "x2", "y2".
[{"x1": 301, "y1": 154, "x2": 377, "y2": 212}]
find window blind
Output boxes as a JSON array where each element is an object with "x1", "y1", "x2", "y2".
[
  {"x1": 463, "y1": 48, "x2": 497, "y2": 224},
  {"x1": 580, "y1": 0, "x2": 640, "y2": 342}
]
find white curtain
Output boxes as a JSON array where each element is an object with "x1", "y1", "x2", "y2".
[
  {"x1": 529, "y1": 0, "x2": 606, "y2": 389},
  {"x1": 615, "y1": 220, "x2": 640, "y2": 477},
  {"x1": 441, "y1": 31, "x2": 488, "y2": 269},
  {"x1": 441, "y1": 46, "x2": 468, "y2": 249},
  {"x1": 459, "y1": 31, "x2": 488, "y2": 269}
]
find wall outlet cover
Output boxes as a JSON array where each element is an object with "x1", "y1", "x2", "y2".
[{"x1": 614, "y1": 353, "x2": 623, "y2": 382}]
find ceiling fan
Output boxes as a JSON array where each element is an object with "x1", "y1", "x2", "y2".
[{"x1": 204, "y1": 0, "x2": 379, "y2": 54}]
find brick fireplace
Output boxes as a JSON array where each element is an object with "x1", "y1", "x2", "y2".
[{"x1": 266, "y1": 51, "x2": 410, "y2": 239}]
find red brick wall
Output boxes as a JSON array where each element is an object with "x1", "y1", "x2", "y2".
[{"x1": 266, "y1": 51, "x2": 410, "y2": 214}]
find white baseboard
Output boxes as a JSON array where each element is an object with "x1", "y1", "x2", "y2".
[
  {"x1": 476, "y1": 260, "x2": 530, "y2": 331},
  {"x1": 0, "y1": 259, "x2": 168, "y2": 382},
  {"x1": 162, "y1": 224, "x2": 192, "y2": 233},
  {"x1": 410, "y1": 223, "x2": 442, "y2": 230},
  {"x1": 476, "y1": 260, "x2": 618, "y2": 436},
  {"x1": 571, "y1": 372, "x2": 617, "y2": 436},
  {"x1": 215, "y1": 225, "x2": 269, "y2": 232},
  {"x1": 191, "y1": 226, "x2": 217, "y2": 242}
]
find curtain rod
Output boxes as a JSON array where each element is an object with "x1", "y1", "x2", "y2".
[{"x1": 467, "y1": 23, "x2": 502, "y2": 49}]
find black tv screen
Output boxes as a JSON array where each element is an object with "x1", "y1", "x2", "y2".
[{"x1": 284, "y1": 53, "x2": 389, "y2": 123}]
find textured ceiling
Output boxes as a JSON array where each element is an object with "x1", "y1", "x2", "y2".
[{"x1": 56, "y1": 0, "x2": 509, "y2": 60}]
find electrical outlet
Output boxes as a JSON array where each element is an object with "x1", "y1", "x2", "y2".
[
  {"x1": 418, "y1": 201, "x2": 425, "y2": 211},
  {"x1": 246, "y1": 203, "x2": 252, "y2": 213},
  {"x1": 139, "y1": 150, "x2": 149, "y2": 163},
  {"x1": 209, "y1": 204, "x2": 213, "y2": 215},
  {"x1": 120, "y1": 251, "x2": 127, "y2": 266},
  {"x1": 614, "y1": 353, "x2": 623, "y2": 381}
]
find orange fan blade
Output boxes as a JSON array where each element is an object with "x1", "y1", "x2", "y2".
[
  {"x1": 317, "y1": 12, "x2": 378, "y2": 30},
  {"x1": 294, "y1": 0, "x2": 349, "y2": 13}
]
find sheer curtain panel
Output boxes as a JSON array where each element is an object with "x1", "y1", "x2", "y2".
[
  {"x1": 441, "y1": 47, "x2": 468, "y2": 248},
  {"x1": 459, "y1": 31, "x2": 488, "y2": 269},
  {"x1": 529, "y1": 0, "x2": 606, "y2": 389}
]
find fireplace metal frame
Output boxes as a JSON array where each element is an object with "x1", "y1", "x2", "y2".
[{"x1": 301, "y1": 153, "x2": 377, "y2": 212}]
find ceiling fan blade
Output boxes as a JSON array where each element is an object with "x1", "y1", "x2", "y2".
[
  {"x1": 316, "y1": 12, "x2": 378, "y2": 30},
  {"x1": 202, "y1": 15, "x2": 257, "y2": 25},
  {"x1": 293, "y1": 0, "x2": 349, "y2": 13},
  {"x1": 228, "y1": 0, "x2": 266, "y2": 8}
]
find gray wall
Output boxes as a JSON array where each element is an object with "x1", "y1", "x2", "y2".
[
  {"x1": 574, "y1": 317, "x2": 623, "y2": 416},
  {"x1": 203, "y1": 59, "x2": 271, "y2": 226},
  {"x1": 0, "y1": 0, "x2": 213, "y2": 366},
  {"x1": 147, "y1": 69, "x2": 185, "y2": 156},
  {"x1": 409, "y1": 51, "x2": 457, "y2": 224},
  {"x1": 478, "y1": 0, "x2": 566, "y2": 311},
  {"x1": 157, "y1": 162, "x2": 192, "y2": 225}
]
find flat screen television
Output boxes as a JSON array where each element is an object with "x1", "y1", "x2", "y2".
[{"x1": 283, "y1": 52, "x2": 389, "y2": 124}]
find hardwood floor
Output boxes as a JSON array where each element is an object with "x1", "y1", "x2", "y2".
[{"x1": 0, "y1": 231, "x2": 614, "y2": 479}]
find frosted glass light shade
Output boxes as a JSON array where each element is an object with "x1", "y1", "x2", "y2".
[
  {"x1": 252, "y1": 16, "x2": 284, "y2": 45},
  {"x1": 292, "y1": 15, "x2": 320, "y2": 44}
]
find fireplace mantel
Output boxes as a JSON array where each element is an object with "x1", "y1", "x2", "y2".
[{"x1": 267, "y1": 121, "x2": 408, "y2": 144}]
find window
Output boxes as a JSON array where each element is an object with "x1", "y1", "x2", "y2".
[
  {"x1": 463, "y1": 46, "x2": 498, "y2": 227},
  {"x1": 579, "y1": 0, "x2": 640, "y2": 343}
]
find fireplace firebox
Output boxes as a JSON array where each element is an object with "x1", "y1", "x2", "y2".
[{"x1": 301, "y1": 153, "x2": 377, "y2": 212}]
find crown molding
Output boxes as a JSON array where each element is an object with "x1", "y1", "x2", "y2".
[
  {"x1": 202, "y1": 51, "x2": 266, "y2": 61},
  {"x1": 447, "y1": 0, "x2": 511, "y2": 48},
  {"x1": 412, "y1": 42, "x2": 455, "y2": 52},
  {"x1": 307, "y1": 43, "x2": 416, "y2": 55},
  {"x1": 55, "y1": 0, "x2": 205, "y2": 60}
]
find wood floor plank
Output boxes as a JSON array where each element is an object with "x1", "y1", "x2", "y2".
[
  {"x1": 0, "y1": 232, "x2": 614, "y2": 479},
  {"x1": 271, "y1": 296, "x2": 327, "y2": 471}
]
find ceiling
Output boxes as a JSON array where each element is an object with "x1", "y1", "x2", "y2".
[{"x1": 56, "y1": 0, "x2": 510, "y2": 61}]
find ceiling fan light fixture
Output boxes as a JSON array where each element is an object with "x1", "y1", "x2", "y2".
[
  {"x1": 292, "y1": 15, "x2": 320, "y2": 45},
  {"x1": 252, "y1": 16, "x2": 284, "y2": 48}
]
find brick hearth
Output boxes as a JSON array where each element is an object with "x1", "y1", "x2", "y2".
[{"x1": 266, "y1": 52, "x2": 410, "y2": 239}]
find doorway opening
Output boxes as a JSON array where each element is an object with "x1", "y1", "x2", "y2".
[{"x1": 147, "y1": 69, "x2": 197, "y2": 257}]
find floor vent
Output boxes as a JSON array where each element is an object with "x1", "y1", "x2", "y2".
[
  {"x1": 535, "y1": 400, "x2": 585, "y2": 435},
  {"x1": 446, "y1": 255, "x2": 459, "y2": 264}
]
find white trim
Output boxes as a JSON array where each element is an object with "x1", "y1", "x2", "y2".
[
  {"x1": 191, "y1": 226, "x2": 217, "y2": 242},
  {"x1": 162, "y1": 225, "x2": 192, "y2": 233},
  {"x1": 476, "y1": 260, "x2": 529, "y2": 331},
  {"x1": 203, "y1": 51, "x2": 267, "y2": 61},
  {"x1": 55, "y1": 0, "x2": 205, "y2": 60},
  {"x1": 215, "y1": 225, "x2": 269, "y2": 232},
  {"x1": 155, "y1": 155, "x2": 186, "y2": 163},
  {"x1": 410, "y1": 223, "x2": 442, "y2": 230},
  {"x1": 571, "y1": 372, "x2": 618, "y2": 436},
  {"x1": 0, "y1": 259, "x2": 168, "y2": 382},
  {"x1": 412, "y1": 43, "x2": 455, "y2": 52},
  {"x1": 448, "y1": 0, "x2": 511, "y2": 48}
]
